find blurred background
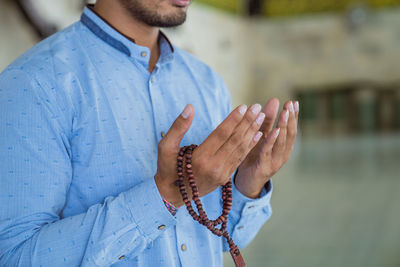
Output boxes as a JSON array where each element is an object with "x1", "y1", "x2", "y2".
[{"x1": 1, "y1": 0, "x2": 399, "y2": 266}]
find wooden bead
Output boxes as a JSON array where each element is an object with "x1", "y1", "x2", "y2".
[{"x1": 176, "y1": 145, "x2": 243, "y2": 266}]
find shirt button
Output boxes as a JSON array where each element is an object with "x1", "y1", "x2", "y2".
[
  {"x1": 119, "y1": 255, "x2": 125, "y2": 260},
  {"x1": 150, "y1": 77, "x2": 155, "y2": 83},
  {"x1": 237, "y1": 226, "x2": 244, "y2": 230},
  {"x1": 161, "y1": 132, "x2": 165, "y2": 138},
  {"x1": 181, "y1": 244, "x2": 187, "y2": 251},
  {"x1": 141, "y1": 51, "x2": 147, "y2": 57},
  {"x1": 158, "y1": 224, "x2": 166, "y2": 230},
  {"x1": 248, "y1": 205, "x2": 255, "y2": 209}
]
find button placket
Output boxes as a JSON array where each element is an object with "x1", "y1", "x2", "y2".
[
  {"x1": 147, "y1": 67, "x2": 166, "y2": 144},
  {"x1": 175, "y1": 217, "x2": 189, "y2": 265}
]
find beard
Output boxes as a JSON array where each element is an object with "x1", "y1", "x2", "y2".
[{"x1": 118, "y1": 0, "x2": 187, "y2": 27}]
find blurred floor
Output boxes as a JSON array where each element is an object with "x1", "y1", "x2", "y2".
[{"x1": 224, "y1": 133, "x2": 400, "y2": 267}]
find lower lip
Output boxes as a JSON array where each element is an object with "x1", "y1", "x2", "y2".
[{"x1": 171, "y1": 0, "x2": 191, "y2": 7}]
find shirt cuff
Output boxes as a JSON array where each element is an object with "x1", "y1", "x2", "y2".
[
  {"x1": 231, "y1": 179, "x2": 273, "y2": 216},
  {"x1": 124, "y1": 177, "x2": 177, "y2": 241}
]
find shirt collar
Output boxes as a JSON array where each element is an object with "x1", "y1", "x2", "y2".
[{"x1": 80, "y1": 5, "x2": 174, "y2": 64}]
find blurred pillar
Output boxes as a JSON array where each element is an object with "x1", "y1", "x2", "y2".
[
  {"x1": 353, "y1": 85, "x2": 377, "y2": 133},
  {"x1": 395, "y1": 87, "x2": 400, "y2": 131},
  {"x1": 317, "y1": 92, "x2": 329, "y2": 135},
  {"x1": 247, "y1": 0, "x2": 263, "y2": 16},
  {"x1": 329, "y1": 90, "x2": 350, "y2": 135},
  {"x1": 298, "y1": 90, "x2": 318, "y2": 136},
  {"x1": 378, "y1": 89, "x2": 395, "y2": 132}
]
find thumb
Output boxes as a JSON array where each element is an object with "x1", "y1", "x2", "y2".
[{"x1": 163, "y1": 104, "x2": 194, "y2": 148}]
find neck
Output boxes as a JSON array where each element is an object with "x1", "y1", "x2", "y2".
[{"x1": 93, "y1": 1, "x2": 160, "y2": 72}]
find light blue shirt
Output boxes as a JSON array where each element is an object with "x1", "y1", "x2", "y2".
[{"x1": 0, "y1": 6, "x2": 272, "y2": 267}]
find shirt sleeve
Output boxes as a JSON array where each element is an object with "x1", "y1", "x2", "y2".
[
  {"x1": 0, "y1": 68, "x2": 176, "y2": 267},
  {"x1": 215, "y1": 75, "x2": 273, "y2": 251},
  {"x1": 225, "y1": 178, "x2": 273, "y2": 250}
]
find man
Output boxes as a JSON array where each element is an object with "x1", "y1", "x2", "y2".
[{"x1": 0, "y1": 0, "x2": 299, "y2": 266}]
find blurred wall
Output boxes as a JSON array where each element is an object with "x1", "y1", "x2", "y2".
[
  {"x1": 166, "y1": 4, "x2": 400, "y2": 106},
  {"x1": 0, "y1": 0, "x2": 39, "y2": 71}
]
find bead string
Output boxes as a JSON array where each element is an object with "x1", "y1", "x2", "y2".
[{"x1": 177, "y1": 144, "x2": 245, "y2": 267}]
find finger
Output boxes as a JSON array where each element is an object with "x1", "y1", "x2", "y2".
[
  {"x1": 227, "y1": 129, "x2": 264, "y2": 175},
  {"x1": 215, "y1": 103, "x2": 263, "y2": 158},
  {"x1": 272, "y1": 107, "x2": 289, "y2": 158},
  {"x1": 225, "y1": 107, "x2": 266, "y2": 173},
  {"x1": 292, "y1": 100, "x2": 299, "y2": 131},
  {"x1": 260, "y1": 98, "x2": 280, "y2": 134},
  {"x1": 294, "y1": 100, "x2": 299, "y2": 121},
  {"x1": 200, "y1": 104, "x2": 247, "y2": 154},
  {"x1": 162, "y1": 104, "x2": 194, "y2": 149},
  {"x1": 283, "y1": 101, "x2": 298, "y2": 161},
  {"x1": 260, "y1": 128, "x2": 280, "y2": 159}
]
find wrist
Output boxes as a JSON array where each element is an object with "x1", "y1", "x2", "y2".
[
  {"x1": 234, "y1": 169, "x2": 268, "y2": 199},
  {"x1": 154, "y1": 173, "x2": 184, "y2": 208}
]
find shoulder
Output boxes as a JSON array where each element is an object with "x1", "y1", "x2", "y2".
[
  {"x1": 3, "y1": 22, "x2": 83, "y2": 80},
  {"x1": 0, "y1": 24, "x2": 83, "y2": 132},
  {"x1": 0, "y1": 22, "x2": 85, "y2": 102}
]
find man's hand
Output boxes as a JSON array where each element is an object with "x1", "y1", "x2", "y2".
[
  {"x1": 234, "y1": 99, "x2": 300, "y2": 199},
  {"x1": 154, "y1": 103, "x2": 266, "y2": 207}
]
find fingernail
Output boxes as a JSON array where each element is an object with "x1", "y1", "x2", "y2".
[
  {"x1": 289, "y1": 102, "x2": 294, "y2": 114},
  {"x1": 254, "y1": 131, "x2": 263, "y2": 142},
  {"x1": 274, "y1": 128, "x2": 280, "y2": 138},
  {"x1": 294, "y1": 101, "x2": 299, "y2": 112},
  {"x1": 251, "y1": 104, "x2": 262, "y2": 115},
  {"x1": 256, "y1": 112, "x2": 265, "y2": 125},
  {"x1": 284, "y1": 109, "x2": 289, "y2": 123},
  {"x1": 181, "y1": 105, "x2": 191, "y2": 119},
  {"x1": 239, "y1": 104, "x2": 247, "y2": 116}
]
